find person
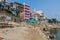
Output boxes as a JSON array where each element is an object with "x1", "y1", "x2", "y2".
[
  {"x1": 49, "y1": 34, "x2": 56, "y2": 40},
  {"x1": 43, "y1": 28, "x2": 46, "y2": 31}
]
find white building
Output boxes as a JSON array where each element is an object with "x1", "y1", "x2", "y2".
[
  {"x1": 31, "y1": 10, "x2": 44, "y2": 20},
  {"x1": 36, "y1": 10, "x2": 44, "y2": 16}
]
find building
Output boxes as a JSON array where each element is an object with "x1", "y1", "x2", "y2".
[
  {"x1": 13, "y1": 2, "x2": 31, "y2": 19},
  {"x1": 23, "y1": 3, "x2": 30, "y2": 19},
  {"x1": 0, "y1": 0, "x2": 31, "y2": 23},
  {"x1": 31, "y1": 10, "x2": 44, "y2": 20}
]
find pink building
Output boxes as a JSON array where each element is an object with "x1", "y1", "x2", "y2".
[{"x1": 23, "y1": 3, "x2": 31, "y2": 19}]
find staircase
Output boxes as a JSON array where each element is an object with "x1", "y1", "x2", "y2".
[{"x1": 0, "y1": 22, "x2": 14, "y2": 28}]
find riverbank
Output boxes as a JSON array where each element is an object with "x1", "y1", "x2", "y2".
[
  {"x1": 0, "y1": 21, "x2": 60, "y2": 40},
  {"x1": 0, "y1": 27, "x2": 48, "y2": 40},
  {"x1": 44, "y1": 23, "x2": 60, "y2": 40}
]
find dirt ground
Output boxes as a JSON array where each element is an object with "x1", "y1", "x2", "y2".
[{"x1": 0, "y1": 27, "x2": 47, "y2": 40}]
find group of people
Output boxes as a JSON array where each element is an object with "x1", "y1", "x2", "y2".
[
  {"x1": 43, "y1": 28, "x2": 56, "y2": 40},
  {"x1": 49, "y1": 34, "x2": 56, "y2": 40}
]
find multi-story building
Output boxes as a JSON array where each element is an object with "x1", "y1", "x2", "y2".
[
  {"x1": 31, "y1": 10, "x2": 47, "y2": 22},
  {"x1": 23, "y1": 3, "x2": 30, "y2": 19},
  {"x1": 31, "y1": 10, "x2": 44, "y2": 20},
  {"x1": 10, "y1": 2, "x2": 31, "y2": 19},
  {"x1": 0, "y1": 0, "x2": 31, "y2": 23}
]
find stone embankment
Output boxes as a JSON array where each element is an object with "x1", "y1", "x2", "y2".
[{"x1": 46, "y1": 23, "x2": 60, "y2": 29}]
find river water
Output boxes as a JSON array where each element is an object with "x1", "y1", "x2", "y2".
[
  {"x1": 51, "y1": 29, "x2": 60, "y2": 40},
  {"x1": 54, "y1": 29, "x2": 60, "y2": 40},
  {"x1": 49, "y1": 29, "x2": 60, "y2": 40}
]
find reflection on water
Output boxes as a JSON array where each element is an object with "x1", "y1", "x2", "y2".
[
  {"x1": 55, "y1": 29, "x2": 60, "y2": 40},
  {"x1": 50, "y1": 29, "x2": 60, "y2": 40}
]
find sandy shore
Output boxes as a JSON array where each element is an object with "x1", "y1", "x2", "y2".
[{"x1": 0, "y1": 27, "x2": 47, "y2": 40}]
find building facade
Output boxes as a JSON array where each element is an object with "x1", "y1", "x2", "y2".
[{"x1": 0, "y1": 0, "x2": 31, "y2": 23}]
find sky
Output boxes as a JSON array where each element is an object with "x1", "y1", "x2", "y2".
[{"x1": 8, "y1": 0, "x2": 60, "y2": 20}]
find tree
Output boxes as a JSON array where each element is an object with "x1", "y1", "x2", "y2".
[
  {"x1": 52, "y1": 18, "x2": 57, "y2": 23},
  {"x1": 48, "y1": 19, "x2": 53, "y2": 23},
  {"x1": 48, "y1": 18, "x2": 58, "y2": 24}
]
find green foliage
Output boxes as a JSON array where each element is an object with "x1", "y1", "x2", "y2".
[
  {"x1": 52, "y1": 18, "x2": 57, "y2": 23},
  {"x1": 48, "y1": 18, "x2": 58, "y2": 23},
  {"x1": 48, "y1": 19, "x2": 53, "y2": 23}
]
